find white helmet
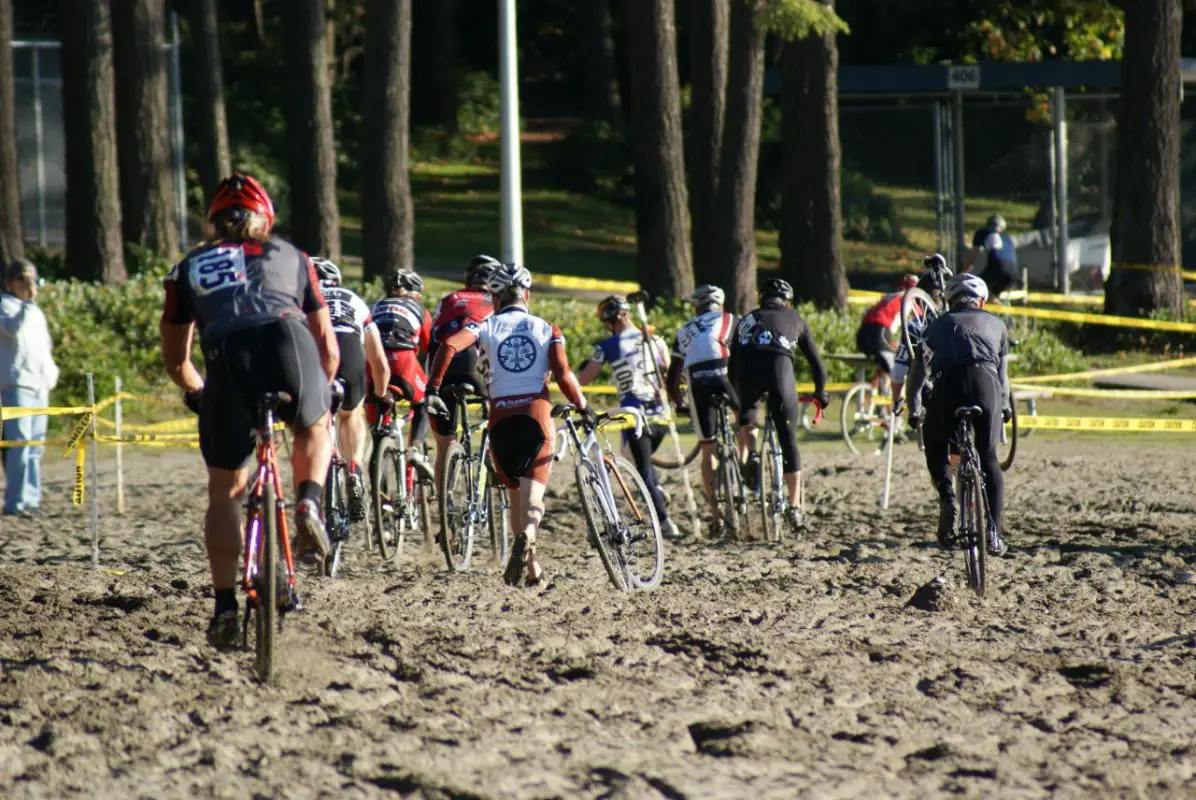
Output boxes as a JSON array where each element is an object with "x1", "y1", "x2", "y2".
[
  {"x1": 945, "y1": 273, "x2": 989, "y2": 305},
  {"x1": 486, "y1": 262, "x2": 533, "y2": 296},
  {"x1": 310, "y1": 256, "x2": 342, "y2": 286},
  {"x1": 689, "y1": 284, "x2": 725, "y2": 308}
]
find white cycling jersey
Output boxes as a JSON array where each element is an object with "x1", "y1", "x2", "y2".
[
  {"x1": 322, "y1": 285, "x2": 376, "y2": 340},
  {"x1": 466, "y1": 306, "x2": 566, "y2": 399},
  {"x1": 672, "y1": 309, "x2": 736, "y2": 368}
]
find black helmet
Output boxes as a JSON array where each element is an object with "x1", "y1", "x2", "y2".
[
  {"x1": 386, "y1": 268, "x2": 423, "y2": 295},
  {"x1": 760, "y1": 278, "x2": 794, "y2": 304},
  {"x1": 597, "y1": 295, "x2": 630, "y2": 323},
  {"x1": 466, "y1": 254, "x2": 501, "y2": 288}
]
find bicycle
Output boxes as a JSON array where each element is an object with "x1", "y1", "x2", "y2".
[
  {"x1": 711, "y1": 393, "x2": 751, "y2": 539},
  {"x1": 369, "y1": 394, "x2": 435, "y2": 561},
  {"x1": 552, "y1": 404, "x2": 664, "y2": 591},
  {"x1": 750, "y1": 393, "x2": 824, "y2": 541},
  {"x1": 841, "y1": 372, "x2": 905, "y2": 455},
  {"x1": 949, "y1": 405, "x2": 992, "y2": 596},
  {"x1": 239, "y1": 391, "x2": 301, "y2": 684},
  {"x1": 323, "y1": 383, "x2": 365, "y2": 578},
  {"x1": 437, "y1": 383, "x2": 510, "y2": 572}
]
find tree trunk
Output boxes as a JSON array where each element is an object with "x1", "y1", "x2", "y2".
[
  {"x1": 191, "y1": 0, "x2": 230, "y2": 201},
  {"x1": 579, "y1": 0, "x2": 624, "y2": 128},
  {"x1": 113, "y1": 0, "x2": 178, "y2": 257},
  {"x1": 626, "y1": 0, "x2": 693, "y2": 300},
  {"x1": 61, "y1": 0, "x2": 126, "y2": 283},
  {"x1": 361, "y1": 0, "x2": 414, "y2": 281},
  {"x1": 1105, "y1": 0, "x2": 1183, "y2": 318},
  {"x1": 283, "y1": 0, "x2": 341, "y2": 259},
  {"x1": 688, "y1": 0, "x2": 728, "y2": 286},
  {"x1": 428, "y1": 0, "x2": 459, "y2": 134},
  {"x1": 780, "y1": 3, "x2": 845, "y2": 311},
  {"x1": 0, "y1": 0, "x2": 22, "y2": 262}
]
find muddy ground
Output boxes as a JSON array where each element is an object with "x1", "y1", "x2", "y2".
[{"x1": 2, "y1": 435, "x2": 1196, "y2": 799}]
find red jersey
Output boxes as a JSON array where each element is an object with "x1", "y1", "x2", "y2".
[
  {"x1": 862, "y1": 292, "x2": 903, "y2": 331},
  {"x1": 430, "y1": 288, "x2": 493, "y2": 347},
  {"x1": 372, "y1": 296, "x2": 431, "y2": 354}
]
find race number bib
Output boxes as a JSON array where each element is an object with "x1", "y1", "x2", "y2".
[
  {"x1": 610, "y1": 357, "x2": 637, "y2": 396},
  {"x1": 189, "y1": 246, "x2": 247, "y2": 296}
]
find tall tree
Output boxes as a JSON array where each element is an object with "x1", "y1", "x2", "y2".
[
  {"x1": 712, "y1": 0, "x2": 766, "y2": 313},
  {"x1": 283, "y1": 0, "x2": 341, "y2": 259},
  {"x1": 688, "y1": 0, "x2": 729, "y2": 286},
  {"x1": 427, "y1": 0, "x2": 460, "y2": 134},
  {"x1": 113, "y1": 0, "x2": 178, "y2": 256},
  {"x1": 191, "y1": 0, "x2": 231, "y2": 201},
  {"x1": 579, "y1": 0, "x2": 624, "y2": 128},
  {"x1": 61, "y1": 0, "x2": 126, "y2": 283},
  {"x1": 0, "y1": 0, "x2": 22, "y2": 262},
  {"x1": 626, "y1": 0, "x2": 693, "y2": 300},
  {"x1": 361, "y1": 0, "x2": 414, "y2": 281},
  {"x1": 780, "y1": 0, "x2": 847, "y2": 310},
  {"x1": 1105, "y1": 0, "x2": 1183, "y2": 318}
]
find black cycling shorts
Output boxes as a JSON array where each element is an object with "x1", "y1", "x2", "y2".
[
  {"x1": 428, "y1": 345, "x2": 487, "y2": 438},
  {"x1": 335, "y1": 331, "x2": 367, "y2": 412},
  {"x1": 687, "y1": 358, "x2": 738, "y2": 442},
  {"x1": 199, "y1": 319, "x2": 331, "y2": 471},
  {"x1": 735, "y1": 353, "x2": 802, "y2": 473},
  {"x1": 856, "y1": 322, "x2": 895, "y2": 376},
  {"x1": 980, "y1": 260, "x2": 1018, "y2": 299}
]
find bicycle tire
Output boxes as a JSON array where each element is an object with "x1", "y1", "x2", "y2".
[
  {"x1": 840, "y1": 383, "x2": 878, "y2": 455},
  {"x1": 325, "y1": 460, "x2": 349, "y2": 578},
  {"x1": 254, "y1": 474, "x2": 278, "y2": 684},
  {"x1": 370, "y1": 437, "x2": 402, "y2": 561},
  {"x1": 900, "y1": 287, "x2": 940, "y2": 359},
  {"x1": 719, "y1": 449, "x2": 741, "y2": 538},
  {"x1": 488, "y1": 482, "x2": 510, "y2": 567},
  {"x1": 575, "y1": 459, "x2": 629, "y2": 591},
  {"x1": 651, "y1": 443, "x2": 700, "y2": 470},
  {"x1": 606, "y1": 456, "x2": 665, "y2": 589},
  {"x1": 438, "y1": 441, "x2": 475, "y2": 572},
  {"x1": 415, "y1": 472, "x2": 434, "y2": 553},
  {"x1": 959, "y1": 460, "x2": 988, "y2": 597},
  {"x1": 999, "y1": 397, "x2": 1017, "y2": 472},
  {"x1": 759, "y1": 427, "x2": 784, "y2": 542},
  {"x1": 798, "y1": 402, "x2": 817, "y2": 435}
]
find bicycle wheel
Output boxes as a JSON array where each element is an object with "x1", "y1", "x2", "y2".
[
  {"x1": 900, "y1": 287, "x2": 940, "y2": 358},
  {"x1": 758, "y1": 429, "x2": 784, "y2": 542},
  {"x1": 370, "y1": 437, "x2": 403, "y2": 561},
  {"x1": 959, "y1": 461, "x2": 989, "y2": 597},
  {"x1": 324, "y1": 460, "x2": 350, "y2": 578},
  {"x1": 605, "y1": 456, "x2": 665, "y2": 589},
  {"x1": 999, "y1": 397, "x2": 1017, "y2": 472},
  {"x1": 798, "y1": 401, "x2": 817, "y2": 435},
  {"x1": 840, "y1": 383, "x2": 880, "y2": 455},
  {"x1": 488, "y1": 482, "x2": 510, "y2": 567},
  {"x1": 254, "y1": 474, "x2": 278, "y2": 683},
  {"x1": 575, "y1": 459, "x2": 629, "y2": 591},
  {"x1": 438, "y1": 441, "x2": 476, "y2": 572},
  {"x1": 414, "y1": 468, "x2": 434, "y2": 552}
]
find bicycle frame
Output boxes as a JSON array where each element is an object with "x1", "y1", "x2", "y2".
[
  {"x1": 242, "y1": 407, "x2": 296, "y2": 611},
  {"x1": 554, "y1": 407, "x2": 648, "y2": 529}
]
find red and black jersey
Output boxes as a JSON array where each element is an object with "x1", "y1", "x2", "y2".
[
  {"x1": 862, "y1": 292, "x2": 903, "y2": 330},
  {"x1": 161, "y1": 238, "x2": 325, "y2": 342},
  {"x1": 372, "y1": 296, "x2": 431, "y2": 354},
  {"x1": 429, "y1": 288, "x2": 493, "y2": 347}
]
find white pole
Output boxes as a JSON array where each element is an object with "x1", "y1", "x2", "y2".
[
  {"x1": 498, "y1": 0, "x2": 524, "y2": 264},
  {"x1": 87, "y1": 374, "x2": 100, "y2": 568},
  {"x1": 879, "y1": 409, "x2": 896, "y2": 510},
  {"x1": 31, "y1": 46, "x2": 46, "y2": 248},
  {"x1": 1053, "y1": 86, "x2": 1070, "y2": 295},
  {"x1": 170, "y1": 12, "x2": 188, "y2": 247},
  {"x1": 114, "y1": 376, "x2": 124, "y2": 515}
]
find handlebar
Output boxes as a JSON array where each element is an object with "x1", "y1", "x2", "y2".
[
  {"x1": 551, "y1": 405, "x2": 646, "y2": 461},
  {"x1": 798, "y1": 395, "x2": 825, "y2": 425}
]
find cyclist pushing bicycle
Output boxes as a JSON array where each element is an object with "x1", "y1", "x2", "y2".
[
  {"x1": 732, "y1": 278, "x2": 829, "y2": 531},
  {"x1": 857, "y1": 274, "x2": 918, "y2": 381},
  {"x1": 425, "y1": 263, "x2": 593, "y2": 587},
  {"x1": 159, "y1": 172, "x2": 339, "y2": 650},
  {"x1": 902, "y1": 272, "x2": 1012, "y2": 558}
]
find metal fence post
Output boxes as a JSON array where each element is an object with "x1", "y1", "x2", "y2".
[
  {"x1": 87, "y1": 373, "x2": 100, "y2": 568},
  {"x1": 1053, "y1": 86, "x2": 1070, "y2": 295},
  {"x1": 114, "y1": 376, "x2": 124, "y2": 515},
  {"x1": 30, "y1": 45, "x2": 47, "y2": 248}
]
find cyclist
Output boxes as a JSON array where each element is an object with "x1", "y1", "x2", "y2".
[
  {"x1": 732, "y1": 278, "x2": 829, "y2": 530},
  {"x1": 665, "y1": 284, "x2": 737, "y2": 527},
  {"x1": 857, "y1": 274, "x2": 918, "y2": 380},
  {"x1": 426, "y1": 263, "x2": 592, "y2": 587},
  {"x1": 962, "y1": 213, "x2": 1019, "y2": 300},
  {"x1": 159, "y1": 172, "x2": 338, "y2": 649},
  {"x1": 427, "y1": 254, "x2": 498, "y2": 490},
  {"x1": 904, "y1": 273, "x2": 1011, "y2": 558},
  {"x1": 369, "y1": 268, "x2": 433, "y2": 479},
  {"x1": 576, "y1": 295, "x2": 677, "y2": 539},
  {"x1": 312, "y1": 258, "x2": 390, "y2": 522},
  {"x1": 894, "y1": 253, "x2": 950, "y2": 410}
]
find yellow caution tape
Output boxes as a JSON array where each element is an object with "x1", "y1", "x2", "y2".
[
  {"x1": 93, "y1": 432, "x2": 199, "y2": 444},
  {"x1": 1110, "y1": 262, "x2": 1196, "y2": 281},
  {"x1": 1022, "y1": 415, "x2": 1196, "y2": 433},
  {"x1": 94, "y1": 416, "x2": 196, "y2": 434},
  {"x1": 73, "y1": 444, "x2": 85, "y2": 506},
  {"x1": 0, "y1": 438, "x2": 66, "y2": 448},
  {"x1": 62, "y1": 412, "x2": 94, "y2": 456},
  {"x1": 0, "y1": 404, "x2": 94, "y2": 421},
  {"x1": 1014, "y1": 355, "x2": 1196, "y2": 384},
  {"x1": 989, "y1": 303, "x2": 1196, "y2": 332},
  {"x1": 539, "y1": 273, "x2": 640, "y2": 294},
  {"x1": 1011, "y1": 382, "x2": 1196, "y2": 400}
]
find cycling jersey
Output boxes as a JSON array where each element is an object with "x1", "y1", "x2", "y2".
[
  {"x1": 162, "y1": 238, "x2": 325, "y2": 342},
  {"x1": 861, "y1": 292, "x2": 903, "y2": 331},
  {"x1": 733, "y1": 303, "x2": 821, "y2": 364},
  {"x1": 372, "y1": 296, "x2": 430, "y2": 353},
  {"x1": 430, "y1": 288, "x2": 493, "y2": 346},
  {"x1": 672, "y1": 310, "x2": 736, "y2": 368},
  {"x1": 321, "y1": 285, "x2": 376, "y2": 340},
  {"x1": 589, "y1": 329, "x2": 668, "y2": 411}
]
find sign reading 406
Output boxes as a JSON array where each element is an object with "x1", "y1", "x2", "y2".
[{"x1": 947, "y1": 64, "x2": 981, "y2": 91}]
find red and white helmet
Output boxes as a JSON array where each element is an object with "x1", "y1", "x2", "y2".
[{"x1": 207, "y1": 172, "x2": 275, "y2": 231}]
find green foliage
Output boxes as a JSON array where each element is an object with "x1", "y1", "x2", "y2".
[
  {"x1": 757, "y1": 0, "x2": 850, "y2": 40},
  {"x1": 963, "y1": 0, "x2": 1123, "y2": 61},
  {"x1": 456, "y1": 71, "x2": 503, "y2": 140},
  {"x1": 840, "y1": 172, "x2": 906, "y2": 245}
]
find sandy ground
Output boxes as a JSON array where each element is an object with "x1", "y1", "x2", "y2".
[{"x1": 2, "y1": 434, "x2": 1196, "y2": 799}]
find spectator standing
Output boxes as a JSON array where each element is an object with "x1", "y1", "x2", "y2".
[
  {"x1": 0, "y1": 259, "x2": 59, "y2": 516},
  {"x1": 962, "y1": 214, "x2": 1019, "y2": 300}
]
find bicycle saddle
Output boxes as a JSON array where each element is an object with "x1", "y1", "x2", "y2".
[
  {"x1": 256, "y1": 391, "x2": 294, "y2": 412},
  {"x1": 711, "y1": 393, "x2": 732, "y2": 407},
  {"x1": 442, "y1": 381, "x2": 485, "y2": 399},
  {"x1": 551, "y1": 402, "x2": 576, "y2": 418},
  {"x1": 955, "y1": 405, "x2": 984, "y2": 418}
]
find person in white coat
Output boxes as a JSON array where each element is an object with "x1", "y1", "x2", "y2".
[{"x1": 0, "y1": 259, "x2": 59, "y2": 516}]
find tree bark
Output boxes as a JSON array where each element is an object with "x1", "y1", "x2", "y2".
[
  {"x1": 191, "y1": 0, "x2": 231, "y2": 201},
  {"x1": 61, "y1": 0, "x2": 126, "y2": 283},
  {"x1": 0, "y1": 0, "x2": 22, "y2": 262},
  {"x1": 626, "y1": 0, "x2": 693, "y2": 300},
  {"x1": 283, "y1": 0, "x2": 341, "y2": 259},
  {"x1": 1105, "y1": 0, "x2": 1183, "y2": 318},
  {"x1": 361, "y1": 0, "x2": 414, "y2": 281},
  {"x1": 780, "y1": 3, "x2": 845, "y2": 311},
  {"x1": 428, "y1": 0, "x2": 460, "y2": 134},
  {"x1": 688, "y1": 0, "x2": 728, "y2": 286},
  {"x1": 712, "y1": 0, "x2": 765, "y2": 314},
  {"x1": 579, "y1": 0, "x2": 624, "y2": 128},
  {"x1": 113, "y1": 0, "x2": 178, "y2": 257}
]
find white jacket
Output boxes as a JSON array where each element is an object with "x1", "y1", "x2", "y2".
[{"x1": 0, "y1": 293, "x2": 59, "y2": 390}]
